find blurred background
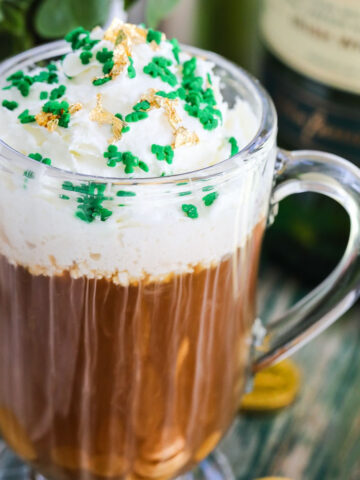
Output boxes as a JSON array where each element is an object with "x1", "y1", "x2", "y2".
[{"x1": 1, "y1": 0, "x2": 359, "y2": 286}]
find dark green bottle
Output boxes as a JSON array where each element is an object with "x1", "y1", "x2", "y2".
[{"x1": 259, "y1": 0, "x2": 360, "y2": 284}]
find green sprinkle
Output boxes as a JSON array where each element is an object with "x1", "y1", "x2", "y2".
[
  {"x1": 83, "y1": 39, "x2": 100, "y2": 51},
  {"x1": 65, "y1": 27, "x2": 89, "y2": 49},
  {"x1": 116, "y1": 190, "x2": 136, "y2": 197},
  {"x1": 202, "y1": 185, "x2": 214, "y2": 192},
  {"x1": 156, "y1": 87, "x2": 185, "y2": 100},
  {"x1": 179, "y1": 191, "x2": 191, "y2": 196},
  {"x1": 80, "y1": 50, "x2": 93, "y2": 65},
  {"x1": 147, "y1": 28, "x2": 163, "y2": 45},
  {"x1": 122, "y1": 151, "x2": 139, "y2": 173},
  {"x1": 128, "y1": 56, "x2": 136, "y2": 79},
  {"x1": 169, "y1": 38, "x2": 181, "y2": 64},
  {"x1": 104, "y1": 145, "x2": 146, "y2": 174},
  {"x1": 24, "y1": 170, "x2": 34, "y2": 179},
  {"x1": 62, "y1": 180, "x2": 74, "y2": 191},
  {"x1": 62, "y1": 180, "x2": 113, "y2": 223},
  {"x1": 209, "y1": 106, "x2": 222, "y2": 120},
  {"x1": 29, "y1": 152, "x2": 52, "y2": 165},
  {"x1": 65, "y1": 27, "x2": 98, "y2": 52},
  {"x1": 125, "y1": 111, "x2": 148, "y2": 122},
  {"x1": 186, "y1": 91, "x2": 203, "y2": 106},
  {"x1": 115, "y1": 115, "x2": 130, "y2": 132},
  {"x1": 33, "y1": 68, "x2": 58, "y2": 84},
  {"x1": 182, "y1": 204, "x2": 198, "y2": 219},
  {"x1": 93, "y1": 77, "x2": 112, "y2": 86},
  {"x1": 207, "y1": 73, "x2": 212, "y2": 85},
  {"x1": 133, "y1": 100, "x2": 151, "y2": 112},
  {"x1": 203, "y1": 191, "x2": 218, "y2": 206},
  {"x1": 139, "y1": 161, "x2": 149, "y2": 172},
  {"x1": 229, "y1": 137, "x2": 239, "y2": 156},
  {"x1": 40, "y1": 91, "x2": 48, "y2": 100},
  {"x1": 151, "y1": 144, "x2": 174, "y2": 164},
  {"x1": 42, "y1": 100, "x2": 70, "y2": 128},
  {"x1": 203, "y1": 88, "x2": 216, "y2": 106},
  {"x1": 198, "y1": 107, "x2": 219, "y2": 130},
  {"x1": 143, "y1": 56, "x2": 177, "y2": 87},
  {"x1": 103, "y1": 59, "x2": 114, "y2": 75},
  {"x1": 6, "y1": 71, "x2": 24, "y2": 82},
  {"x1": 2, "y1": 100, "x2": 18, "y2": 111},
  {"x1": 4, "y1": 71, "x2": 36, "y2": 97},
  {"x1": 96, "y1": 48, "x2": 113, "y2": 64},
  {"x1": 17, "y1": 79, "x2": 32, "y2": 96},
  {"x1": 43, "y1": 100, "x2": 68, "y2": 115},
  {"x1": 184, "y1": 76, "x2": 203, "y2": 91},
  {"x1": 180, "y1": 55, "x2": 221, "y2": 131},
  {"x1": 18, "y1": 109, "x2": 35, "y2": 123},
  {"x1": 58, "y1": 112, "x2": 71, "y2": 128},
  {"x1": 50, "y1": 85, "x2": 66, "y2": 100},
  {"x1": 183, "y1": 57, "x2": 197, "y2": 77},
  {"x1": 184, "y1": 103, "x2": 199, "y2": 118},
  {"x1": 59, "y1": 194, "x2": 70, "y2": 200},
  {"x1": 29, "y1": 153, "x2": 42, "y2": 162}
]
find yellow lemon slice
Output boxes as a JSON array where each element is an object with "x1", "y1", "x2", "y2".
[{"x1": 240, "y1": 359, "x2": 300, "y2": 411}]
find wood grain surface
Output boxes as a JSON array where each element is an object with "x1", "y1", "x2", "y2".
[{"x1": 221, "y1": 268, "x2": 360, "y2": 480}]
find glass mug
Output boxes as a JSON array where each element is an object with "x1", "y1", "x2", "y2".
[{"x1": 0, "y1": 41, "x2": 359, "y2": 480}]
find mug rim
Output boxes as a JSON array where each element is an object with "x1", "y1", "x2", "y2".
[{"x1": 0, "y1": 40, "x2": 277, "y2": 186}]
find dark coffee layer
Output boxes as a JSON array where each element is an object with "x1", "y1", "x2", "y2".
[{"x1": 0, "y1": 221, "x2": 264, "y2": 480}]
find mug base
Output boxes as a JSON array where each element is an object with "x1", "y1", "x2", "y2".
[{"x1": 0, "y1": 443, "x2": 234, "y2": 480}]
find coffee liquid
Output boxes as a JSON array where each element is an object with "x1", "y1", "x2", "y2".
[{"x1": 0, "y1": 221, "x2": 264, "y2": 480}]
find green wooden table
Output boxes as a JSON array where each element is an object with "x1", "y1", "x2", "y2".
[
  {"x1": 221, "y1": 267, "x2": 360, "y2": 479},
  {"x1": 1, "y1": 267, "x2": 359, "y2": 480}
]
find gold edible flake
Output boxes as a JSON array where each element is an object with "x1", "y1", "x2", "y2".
[
  {"x1": 104, "y1": 18, "x2": 125, "y2": 43},
  {"x1": 140, "y1": 89, "x2": 161, "y2": 109},
  {"x1": 35, "y1": 112, "x2": 59, "y2": 132},
  {"x1": 104, "y1": 20, "x2": 148, "y2": 79},
  {"x1": 122, "y1": 23, "x2": 147, "y2": 44},
  {"x1": 112, "y1": 43, "x2": 130, "y2": 78},
  {"x1": 104, "y1": 19, "x2": 146, "y2": 46},
  {"x1": 173, "y1": 127, "x2": 199, "y2": 148},
  {"x1": 140, "y1": 90, "x2": 181, "y2": 129},
  {"x1": 160, "y1": 97, "x2": 181, "y2": 130},
  {"x1": 89, "y1": 94, "x2": 125, "y2": 143},
  {"x1": 69, "y1": 103, "x2": 83, "y2": 115}
]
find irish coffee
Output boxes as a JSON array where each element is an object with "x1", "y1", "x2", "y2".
[
  {"x1": 0, "y1": 220, "x2": 264, "y2": 480},
  {"x1": 0, "y1": 18, "x2": 276, "y2": 480}
]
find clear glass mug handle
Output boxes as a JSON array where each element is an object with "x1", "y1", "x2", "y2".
[{"x1": 253, "y1": 149, "x2": 360, "y2": 373}]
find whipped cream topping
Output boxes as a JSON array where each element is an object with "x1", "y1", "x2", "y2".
[
  {"x1": 0, "y1": 20, "x2": 257, "y2": 177},
  {"x1": 0, "y1": 20, "x2": 276, "y2": 283}
]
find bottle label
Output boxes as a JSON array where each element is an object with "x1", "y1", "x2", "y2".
[{"x1": 261, "y1": 0, "x2": 360, "y2": 94}]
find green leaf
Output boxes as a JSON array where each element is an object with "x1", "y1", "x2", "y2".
[
  {"x1": 124, "y1": 0, "x2": 139, "y2": 9},
  {"x1": 34, "y1": 0, "x2": 78, "y2": 38},
  {"x1": 71, "y1": 0, "x2": 112, "y2": 30},
  {"x1": 145, "y1": 0, "x2": 180, "y2": 28},
  {"x1": 35, "y1": 0, "x2": 114, "y2": 39},
  {"x1": 1, "y1": 2, "x2": 26, "y2": 35}
]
